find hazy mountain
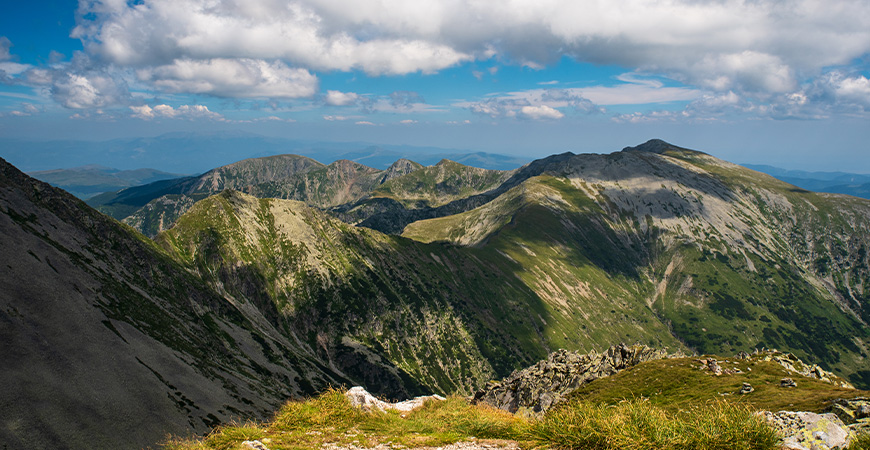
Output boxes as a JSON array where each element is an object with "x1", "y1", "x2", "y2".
[
  {"x1": 0, "y1": 132, "x2": 528, "y2": 174},
  {"x1": 90, "y1": 156, "x2": 426, "y2": 237},
  {"x1": 27, "y1": 165, "x2": 186, "y2": 199},
  {"x1": 743, "y1": 163, "x2": 870, "y2": 199}
]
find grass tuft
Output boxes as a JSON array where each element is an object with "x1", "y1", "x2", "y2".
[{"x1": 526, "y1": 398, "x2": 779, "y2": 450}]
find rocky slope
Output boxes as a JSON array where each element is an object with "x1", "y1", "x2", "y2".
[
  {"x1": 91, "y1": 156, "x2": 423, "y2": 237},
  {"x1": 0, "y1": 158, "x2": 351, "y2": 449},
  {"x1": 472, "y1": 344, "x2": 676, "y2": 415},
  {"x1": 155, "y1": 190, "x2": 569, "y2": 397}
]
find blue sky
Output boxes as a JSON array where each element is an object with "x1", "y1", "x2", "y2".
[{"x1": 1, "y1": 0, "x2": 869, "y2": 171}]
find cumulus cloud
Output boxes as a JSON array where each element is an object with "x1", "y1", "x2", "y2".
[
  {"x1": 73, "y1": 0, "x2": 469, "y2": 75},
  {"x1": 399, "y1": 119, "x2": 417, "y2": 124},
  {"x1": 466, "y1": 89, "x2": 602, "y2": 119},
  {"x1": 137, "y1": 58, "x2": 318, "y2": 98},
  {"x1": 518, "y1": 105, "x2": 564, "y2": 120},
  {"x1": 70, "y1": 0, "x2": 870, "y2": 99},
  {"x1": 324, "y1": 90, "x2": 360, "y2": 106},
  {"x1": 355, "y1": 120, "x2": 376, "y2": 125},
  {"x1": 130, "y1": 104, "x2": 224, "y2": 120},
  {"x1": 51, "y1": 71, "x2": 129, "y2": 109}
]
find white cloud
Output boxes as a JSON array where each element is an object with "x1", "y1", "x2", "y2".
[
  {"x1": 518, "y1": 105, "x2": 564, "y2": 120},
  {"x1": 323, "y1": 115, "x2": 349, "y2": 121},
  {"x1": 355, "y1": 120, "x2": 376, "y2": 125},
  {"x1": 138, "y1": 58, "x2": 317, "y2": 98},
  {"x1": 130, "y1": 103, "x2": 224, "y2": 120},
  {"x1": 51, "y1": 72, "x2": 129, "y2": 109},
  {"x1": 74, "y1": 0, "x2": 469, "y2": 76},
  {"x1": 67, "y1": 0, "x2": 866, "y2": 98},
  {"x1": 399, "y1": 119, "x2": 417, "y2": 124},
  {"x1": 324, "y1": 90, "x2": 359, "y2": 106}
]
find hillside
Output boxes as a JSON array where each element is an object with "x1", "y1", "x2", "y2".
[
  {"x1": 402, "y1": 140, "x2": 870, "y2": 384},
  {"x1": 90, "y1": 156, "x2": 422, "y2": 237},
  {"x1": 0, "y1": 158, "x2": 351, "y2": 449}
]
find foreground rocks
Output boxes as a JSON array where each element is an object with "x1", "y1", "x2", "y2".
[
  {"x1": 761, "y1": 411, "x2": 854, "y2": 450},
  {"x1": 345, "y1": 386, "x2": 445, "y2": 412},
  {"x1": 471, "y1": 343, "x2": 676, "y2": 414}
]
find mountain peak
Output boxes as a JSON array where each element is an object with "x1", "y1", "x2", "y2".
[{"x1": 621, "y1": 139, "x2": 676, "y2": 154}]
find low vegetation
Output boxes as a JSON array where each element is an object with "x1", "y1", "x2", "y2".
[
  {"x1": 162, "y1": 393, "x2": 781, "y2": 450},
  {"x1": 165, "y1": 354, "x2": 870, "y2": 450},
  {"x1": 567, "y1": 356, "x2": 866, "y2": 413}
]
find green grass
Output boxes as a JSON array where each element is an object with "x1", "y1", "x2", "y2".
[
  {"x1": 164, "y1": 388, "x2": 786, "y2": 450},
  {"x1": 566, "y1": 356, "x2": 867, "y2": 413},
  {"x1": 527, "y1": 399, "x2": 778, "y2": 450}
]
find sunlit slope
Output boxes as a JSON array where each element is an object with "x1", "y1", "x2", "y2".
[
  {"x1": 157, "y1": 189, "x2": 684, "y2": 398},
  {"x1": 403, "y1": 140, "x2": 870, "y2": 385}
]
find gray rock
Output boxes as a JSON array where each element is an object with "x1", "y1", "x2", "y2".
[
  {"x1": 471, "y1": 344, "x2": 677, "y2": 414},
  {"x1": 782, "y1": 377, "x2": 798, "y2": 388},
  {"x1": 242, "y1": 440, "x2": 271, "y2": 450},
  {"x1": 761, "y1": 411, "x2": 854, "y2": 449},
  {"x1": 826, "y1": 398, "x2": 870, "y2": 425},
  {"x1": 739, "y1": 382, "x2": 754, "y2": 394}
]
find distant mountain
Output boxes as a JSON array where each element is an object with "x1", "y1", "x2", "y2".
[
  {"x1": 88, "y1": 154, "x2": 426, "y2": 236},
  {"x1": 0, "y1": 132, "x2": 528, "y2": 174},
  {"x1": 28, "y1": 165, "x2": 186, "y2": 199},
  {"x1": 743, "y1": 163, "x2": 870, "y2": 199}
]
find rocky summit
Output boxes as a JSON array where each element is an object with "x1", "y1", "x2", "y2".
[{"x1": 472, "y1": 344, "x2": 676, "y2": 415}]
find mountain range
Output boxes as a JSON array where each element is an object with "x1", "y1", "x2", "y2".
[
  {"x1": 3, "y1": 139, "x2": 870, "y2": 449},
  {"x1": 744, "y1": 164, "x2": 870, "y2": 200}
]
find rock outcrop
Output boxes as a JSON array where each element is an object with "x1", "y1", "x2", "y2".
[
  {"x1": 471, "y1": 344, "x2": 675, "y2": 414},
  {"x1": 757, "y1": 350, "x2": 854, "y2": 389},
  {"x1": 761, "y1": 411, "x2": 854, "y2": 450},
  {"x1": 345, "y1": 386, "x2": 445, "y2": 412}
]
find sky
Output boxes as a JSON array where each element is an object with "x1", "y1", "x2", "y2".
[{"x1": 1, "y1": 0, "x2": 869, "y2": 172}]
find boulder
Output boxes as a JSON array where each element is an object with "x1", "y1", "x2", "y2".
[
  {"x1": 782, "y1": 378, "x2": 798, "y2": 388},
  {"x1": 345, "y1": 386, "x2": 445, "y2": 412},
  {"x1": 739, "y1": 382, "x2": 754, "y2": 394},
  {"x1": 761, "y1": 411, "x2": 854, "y2": 450},
  {"x1": 826, "y1": 397, "x2": 870, "y2": 425}
]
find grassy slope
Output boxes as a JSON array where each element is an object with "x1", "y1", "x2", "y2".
[
  {"x1": 371, "y1": 159, "x2": 514, "y2": 208},
  {"x1": 401, "y1": 146, "x2": 870, "y2": 386},
  {"x1": 158, "y1": 190, "x2": 561, "y2": 397}
]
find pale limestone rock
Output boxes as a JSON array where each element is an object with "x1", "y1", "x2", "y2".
[
  {"x1": 762, "y1": 411, "x2": 854, "y2": 450},
  {"x1": 345, "y1": 386, "x2": 445, "y2": 412}
]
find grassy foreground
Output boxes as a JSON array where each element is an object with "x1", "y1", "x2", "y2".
[{"x1": 164, "y1": 389, "x2": 783, "y2": 450}]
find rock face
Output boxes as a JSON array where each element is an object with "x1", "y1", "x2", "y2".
[
  {"x1": 472, "y1": 344, "x2": 674, "y2": 414},
  {"x1": 762, "y1": 411, "x2": 854, "y2": 450},
  {"x1": 345, "y1": 386, "x2": 445, "y2": 412},
  {"x1": 827, "y1": 397, "x2": 870, "y2": 434}
]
